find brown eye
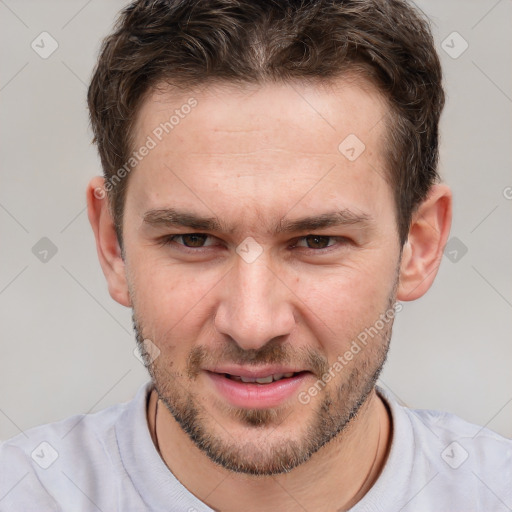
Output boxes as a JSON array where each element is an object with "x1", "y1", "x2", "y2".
[
  {"x1": 180, "y1": 234, "x2": 209, "y2": 247},
  {"x1": 304, "y1": 235, "x2": 331, "y2": 249},
  {"x1": 159, "y1": 233, "x2": 220, "y2": 252},
  {"x1": 293, "y1": 235, "x2": 348, "y2": 251}
]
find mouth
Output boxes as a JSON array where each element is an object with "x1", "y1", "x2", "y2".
[
  {"x1": 223, "y1": 371, "x2": 304, "y2": 383},
  {"x1": 204, "y1": 369, "x2": 313, "y2": 409}
]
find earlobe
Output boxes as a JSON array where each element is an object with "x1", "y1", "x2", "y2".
[
  {"x1": 86, "y1": 176, "x2": 131, "y2": 307},
  {"x1": 397, "y1": 184, "x2": 452, "y2": 301}
]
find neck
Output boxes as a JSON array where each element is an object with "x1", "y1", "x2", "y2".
[{"x1": 147, "y1": 388, "x2": 392, "y2": 512}]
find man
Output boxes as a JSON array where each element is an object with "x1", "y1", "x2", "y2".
[{"x1": 1, "y1": 0, "x2": 510, "y2": 510}]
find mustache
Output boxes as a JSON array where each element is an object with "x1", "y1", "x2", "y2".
[
  {"x1": 187, "y1": 340, "x2": 329, "y2": 379},
  {"x1": 132, "y1": 309, "x2": 330, "y2": 379}
]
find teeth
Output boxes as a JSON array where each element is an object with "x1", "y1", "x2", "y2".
[
  {"x1": 229, "y1": 372, "x2": 296, "y2": 383},
  {"x1": 255, "y1": 375, "x2": 273, "y2": 384}
]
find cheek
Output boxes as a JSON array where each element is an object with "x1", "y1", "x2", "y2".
[
  {"x1": 128, "y1": 258, "x2": 222, "y2": 349},
  {"x1": 292, "y1": 260, "x2": 396, "y2": 350}
]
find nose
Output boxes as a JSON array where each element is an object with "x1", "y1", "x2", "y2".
[{"x1": 214, "y1": 256, "x2": 296, "y2": 351}]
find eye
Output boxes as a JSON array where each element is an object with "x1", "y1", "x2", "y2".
[
  {"x1": 294, "y1": 235, "x2": 346, "y2": 250},
  {"x1": 163, "y1": 233, "x2": 215, "y2": 248}
]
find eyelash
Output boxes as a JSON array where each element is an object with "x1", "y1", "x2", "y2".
[{"x1": 159, "y1": 233, "x2": 350, "y2": 252}]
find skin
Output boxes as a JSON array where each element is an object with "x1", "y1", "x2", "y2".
[{"x1": 87, "y1": 77, "x2": 452, "y2": 511}]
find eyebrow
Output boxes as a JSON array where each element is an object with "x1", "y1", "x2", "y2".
[
  {"x1": 142, "y1": 208, "x2": 373, "y2": 234},
  {"x1": 275, "y1": 210, "x2": 373, "y2": 233},
  {"x1": 143, "y1": 208, "x2": 227, "y2": 232}
]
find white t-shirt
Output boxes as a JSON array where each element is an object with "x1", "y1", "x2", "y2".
[{"x1": 1, "y1": 382, "x2": 511, "y2": 511}]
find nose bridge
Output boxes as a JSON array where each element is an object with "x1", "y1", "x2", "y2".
[{"x1": 215, "y1": 256, "x2": 294, "y2": 350}]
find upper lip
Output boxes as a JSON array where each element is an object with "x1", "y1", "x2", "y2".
[{"x1": 206, "y1": 365, "x2": 307, "y2": 379}]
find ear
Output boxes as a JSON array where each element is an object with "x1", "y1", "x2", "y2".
[
  {"x1": 86, "y1": 176, "x2": 131, "y2": 307},
  {"x1": 397, "y1": 183, "x2": 452, "y2": 301}
]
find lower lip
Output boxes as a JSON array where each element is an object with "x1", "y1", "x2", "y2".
[{"x1": 205, "y1": 371, "x2": 311, "y2": 409}]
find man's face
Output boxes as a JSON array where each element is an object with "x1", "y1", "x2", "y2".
[{"x1": 122, "y1": 78, "x2": 402, "y2": 475}]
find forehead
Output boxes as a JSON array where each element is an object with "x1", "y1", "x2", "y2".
[
  {"x1": 128, "y1": 77, "x2": 393, "y2": 226},
  {"x1": 134, "y1": 77, "x2": 388, "y2": 153}
]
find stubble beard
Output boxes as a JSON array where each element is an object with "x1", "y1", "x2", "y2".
[{"x1": 132, "y1": 282, "x2": 397, "y2": 476}]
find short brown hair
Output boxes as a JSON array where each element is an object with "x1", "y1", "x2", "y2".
[{"x1": 88, "y1": 0, "x2": 444, "y2": 247}]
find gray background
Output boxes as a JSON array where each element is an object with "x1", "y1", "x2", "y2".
[{"x1": 0, "y1": 0, "x2": 511, "y2": 441}]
